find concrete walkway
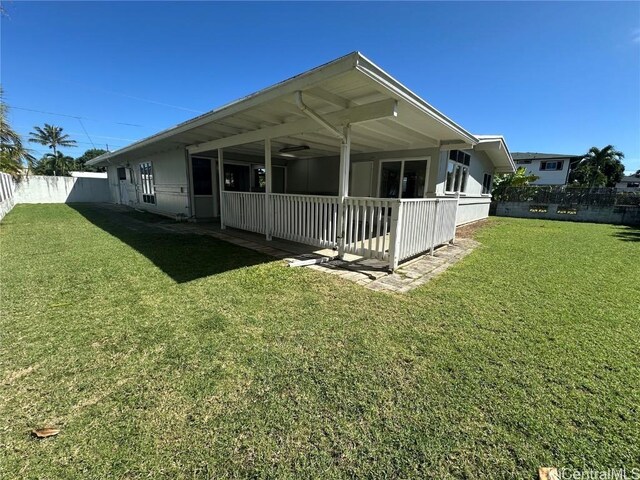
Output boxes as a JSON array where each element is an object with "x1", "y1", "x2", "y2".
[
  {"x1": 159, "y1": 219, "x2": 479, "y2": 294},
  {"x1": 84, "y1": 205, "x2": 479, "y2": 292}
]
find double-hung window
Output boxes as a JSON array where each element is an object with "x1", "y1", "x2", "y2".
[
  {"x1": 482, "y1": 173, "x2": 492, "y2": 194},
  {"x1": 446, "y1": 150, "x2": 470, "y2": 193},
  {"x1": 139, "y1": 162, "x2": 155, "y2": 204}
]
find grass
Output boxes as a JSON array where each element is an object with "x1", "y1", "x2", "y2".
[{"x1": 1, "y1": 204, "x2": 638, "y2": 479}]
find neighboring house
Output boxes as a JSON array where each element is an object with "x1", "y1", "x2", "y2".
[
  {"x1": 88, "y1": 52, "x2": 514, "y2": 270},
  {"x1": 511, "y1": 152, "x2": 581, "y2": 185},
  {"x1": 615, "y1": 174, "x2": 640, "y2": 192}
]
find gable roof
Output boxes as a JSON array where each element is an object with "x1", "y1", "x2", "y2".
[{"x1": 89, "y1": 52, "x2": 514, "y2": 172}]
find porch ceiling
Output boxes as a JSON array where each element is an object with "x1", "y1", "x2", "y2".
[{"x1": 88, "y1": 52, "x2": 503, "y2": 167}]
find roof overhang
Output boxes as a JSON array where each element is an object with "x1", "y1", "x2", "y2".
[
  {"x1": 474, "y1": 135, "x2": 515, "y2": 173},
  {"x1": 88, "y1": 52, "x2": 505, "y2": 168}
]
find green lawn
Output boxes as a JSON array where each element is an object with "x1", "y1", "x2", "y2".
[{"x1": 1, "y1": 204, "x2": 638, "y2": 479}]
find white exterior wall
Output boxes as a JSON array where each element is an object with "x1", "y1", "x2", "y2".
[
  {"x1": 517, "y1": 158, "x2": 570, "y2": 185},
  {"x1": 286, "y1": 157, "x2": 340, "y2": 195},
  {"x1": 436, "y1": 149, "x2": 495, "y2": 225},
  {"x1": 107, "y1": 148, "x2": 190, "y2": 217}
]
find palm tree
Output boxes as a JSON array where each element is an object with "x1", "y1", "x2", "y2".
[
  {"x1": 571, "y1": 145, "x2": 625, "y2": 188},
  {"x1": 28, "y1": 124, "x2": 77, "y2": 176},
  {"x1": 1, "y1": 87, "x2": 35, "y2": 177},
  {"x1": 32, "y1": 152, "x2": 75, "y2": 176}
]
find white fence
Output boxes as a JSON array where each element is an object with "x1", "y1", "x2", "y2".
[
  {"x1": 393, "y1": 198, "x2": 458, "y2": 268},
  {"x1": 15, "y1": 175, "x2": 111, "y2": 204},
  {"x1": 271, "y1": 193, "x2": 339, "y2": 248},
  {"x1": 221, "y1": 191, "x2": 266, "y2": 234},
  {"x1": 221, "y1": 191, "x2": 459, "y2": 271},
  {"x1": 0, "y1": 172, "x2": 16, "y2": 221},
  {"x1": 343, "y1": 197, "x2": 395, "y2": 260}
]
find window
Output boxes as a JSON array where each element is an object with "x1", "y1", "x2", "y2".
[
  {"x1": 253, "y1": 167, "x2": 266, "y2": 192},
  {"x1": 516, "y1": 159, "x2": 532, "y2": 165},
  {"x1": 379, "y1": 159, "x2": 427, "y2": 198},
  {"x1": 482, "y1": 173, "x2": 492, "y2": 194},
  {"x1": 192, "y1": 157, "x2": 212, "y2": 195},
  {"x1": 540, "y1": 160, "x2": 564, "y2": 171},
  {"x1": 446, "y1": 150, "x2": 470, "y2": 193},
  {"x1": 626, "y1": 182, "x2": 640, "y2": 188},
  {"x1": 449, "y1": 150, "x2": 471, "y2": 166},
  {"x1": 139, "y1": 162, "x2": 155, "y2": 204},
  {"x1": 117, "y1": 167, "x2": 126, "y2": 180},
  {"x1": 223, "y1": 164, "x2": 250, "y2": 191}
]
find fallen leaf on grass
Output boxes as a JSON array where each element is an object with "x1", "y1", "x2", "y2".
[{"x1": 31, "y1": 427, "x2": 60, "y2": 438}]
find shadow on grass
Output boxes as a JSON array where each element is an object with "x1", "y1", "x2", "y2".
[
  {"x1": 70, "y1": 204, "x2": 271, "y2": 283},
  {"x1": 612, "y1": 225, "x2": 640, "y2": 242}
]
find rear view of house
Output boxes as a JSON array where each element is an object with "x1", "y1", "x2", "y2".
[{"x1": 89, "y1": 52, "x2": 514, "y2": 270}]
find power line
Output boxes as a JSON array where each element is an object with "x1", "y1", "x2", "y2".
[
  {"x1": 14, "y1": 125, "x2": 136, "y2": 142},
  {"x1": 52, "y1": 78, "x2": 205, "y2": 114},
  {"x1": 10, "y1": 106, "x2": 144, "y2": 127},
  {"x1": 77, "y1": 118, "x2": 96, "y2": 149}
]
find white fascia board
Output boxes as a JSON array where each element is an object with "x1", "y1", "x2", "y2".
[
  {"x1": 89, "y1": 52, "x2": 362, "y2": 166},
  {"x1": 475, "y1": 135, "x2": 515, "y2": 172},
  {"x1": 354, "y1": 53, "x2": 478, "y2": 145}
]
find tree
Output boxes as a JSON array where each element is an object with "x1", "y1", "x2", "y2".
[
  {"x1": 491, "y1": 167, "x2": 539, "y2": 200},
  {"x1": 28, "y1": 124, "x2": 77, "y2": 176},
  {"x1": 569, "y1": 145, "x2": 625, "y2": 188},
  {"x1": 32, "y1": 152, "x2": 75, "y2": 176},
  {"x1": 74, "y1": 148, "x2": 107, "y2": 172},
  {"x1": 0, "y1": 87, "x2": 35, "y2": 178}
]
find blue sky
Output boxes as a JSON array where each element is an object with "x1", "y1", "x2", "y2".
[{"x1": 2, "y1": 1, "x2": 639, "y2": 172}]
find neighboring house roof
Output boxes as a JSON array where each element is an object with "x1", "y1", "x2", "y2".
[
  {"x1": 89, "y1": 52, "x2": 514, "y2": 172},
  {"x1": 619, "y1": 174, "x2": 640, "y2": 182},
  {"x1": 512, "y1": 152, "x2": 581, "y2": 161}
]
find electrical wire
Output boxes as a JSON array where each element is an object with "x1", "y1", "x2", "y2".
[{"x1": 10, "y1": 106, "x2": 144, "y2": 127}]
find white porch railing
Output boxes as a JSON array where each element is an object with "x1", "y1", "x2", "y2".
[
  {"x1": 221, "y1": 191, "x2": 266, "y2": 234},
  {"x1": 343, "y1": 197, "x2": 395, "y2": 260},
  {"x1": 270, "y1": 193, "x2": 339, "y2": 248},
  {"x1": 392, "y1": 197, "x2": 458, "y2": 268},
  {"x1": 220, "y1": 191, "x2": 459, "y2": 271}
]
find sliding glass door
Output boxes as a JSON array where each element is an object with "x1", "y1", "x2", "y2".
[{"x1": 379, "y1": 159, "x2": 428, "y2": 198}]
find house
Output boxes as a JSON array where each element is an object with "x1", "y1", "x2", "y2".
[
  {"x1": 511, "y1": 152, "x2": 582, "y2": 185},
  {"x1": 88, "y1": 52, "x2": 514, "y2": 270},
  {"x1": 615, "y1": 173, "x2": 640, "y2": 192}
]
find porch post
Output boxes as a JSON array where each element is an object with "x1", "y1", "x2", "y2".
[
  {"x1": 388, "y1": 199, "x2": 403, "y2": 271},
  {"x1": 218, "y1": 148, "x2": 225, "y2": 229},
  {"x1": 337, "y1": 125, "x2": 351, "y2": 258},
  {"x1": 265, "y1": 138, "x2": 272, "y2": 241},
  {"x1": 451, "y1": 192, "x2": 460, "y2": 244}
]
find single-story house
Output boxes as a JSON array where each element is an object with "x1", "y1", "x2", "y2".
[
  {"x1": 511, "y1": 152, "x2": 582, "y2": 185},
  {"x1": 88, "y1": 52, "x2": 515, "y2": 270}
]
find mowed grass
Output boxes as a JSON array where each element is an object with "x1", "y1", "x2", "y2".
[{"x1": 1, "y1": 204, "x2": 638, "y2": 479}]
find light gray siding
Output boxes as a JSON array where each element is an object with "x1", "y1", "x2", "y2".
[{"x1": 106, "y1": 148, "x2": 190, "y2": 217}]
